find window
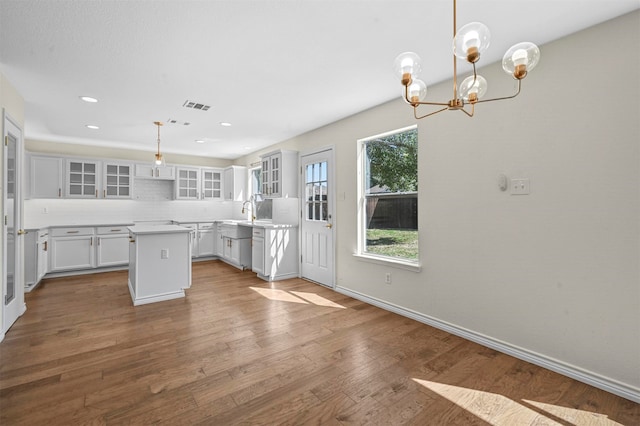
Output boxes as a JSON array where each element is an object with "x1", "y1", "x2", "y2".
[
  {"x1": 359, "y1": 125, "x2": 418, "y2": 264},
  {"x1": 305, "y1": 160, "x2": 328, "y2": 222}
]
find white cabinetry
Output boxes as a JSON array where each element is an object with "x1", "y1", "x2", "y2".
[
  {"x1": 66, "y1": 159, "x2": 100, "y2": 198},
  {"x1": 96, "y1": 226, "x2": 130, "y2": 267},
  {"x1": 252, "y1": 226, "x2": 298, "y2": 281},
  {"x1": 260, "y1": 150, "x2": 298, "y2": 198},
  {"x1": 49, "y1": 225, "x2": 131, "y2": 273},
  {"x1": 197, "y1": 223, "x2": 216, "y2": 257},
  {"x1": 176, "y1": 167, "x2": 224, "y2": 200},
  {"x1": 29, "y1": 155, "x2": 63, "y2": 198},
  {"x1": 135, "y1": 164, "x2": 176, "y2": 180},
  {"x1": 50, "y1": 227, "x2": 96, "y2": 271},
  {"x1": 103, "y1": 162, "x2": 133, "y2": 199},
  {"x1": 127, "y1": 225, "x2": 191, "y2": 305},
  {"x1": 201, "y1": 168, "x2": 223, "y2": 200},
  {"x1": 219, "y1": 223, "x2": 252, "y2": 269},
  {"x1": 224, "y1": 165, "x2": 247, "y2": 201},
  {"x1": 24, "y1": 229, "x2": 49, "y2": 291},
  {"x1": 176, "y1": 168, "x2": 200, "y2": 200}
]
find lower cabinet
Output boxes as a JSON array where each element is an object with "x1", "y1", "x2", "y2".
[
  {"x1": 49, "y1": 225, "x2": 131, "y2": 273},
  {"x1": 197, "y1": 223, "x2": 216, "y2": 257},
  {"x1": 252, "y1": 226, "x2": 298, "y2": 281},
  {"x1": 50, "y1": 227, "x2": 96, "y2": 272},
  {"x1": 24, "y1": 229, "x2": 49, "y2": 291},
  {"x1": 175, "y1": 222, "x2": 216, "y2": 258},
  {"x1": 219, "y1": 224, "x2": 252, "y2": 270},
  {"x1": 96, "y1": 226, "x2": 130, "y2": 267}
]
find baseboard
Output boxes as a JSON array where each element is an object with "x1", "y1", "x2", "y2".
[{"x1": 335, "y1": 286, "x2": 640, "y2": 404}]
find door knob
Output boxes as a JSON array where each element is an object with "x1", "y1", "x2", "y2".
[
  {"x1": 325, "y1": 223, "x2": 333, "y2": 229},
  {"x1": 17, "y1": 229, "x2": 27, "y2": 235}
]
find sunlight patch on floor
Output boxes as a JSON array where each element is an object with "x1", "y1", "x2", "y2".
[
  {"x1": 412, "y1": 379, "x2": 623, "y2": 426},
  {"x1": 250, "y1": 287, "x2": 345, "y2": 309},
  {"x1": 250, "y1": 287, "x2": 309, "y2": 304},
  {"x1": 290, "y1": 291, "x2": 346, "y2": 309}
]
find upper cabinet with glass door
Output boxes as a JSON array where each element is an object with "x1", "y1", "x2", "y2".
[
  {"x1": 66, "y1": 159, "x2": 133, "y2": 199},
  {"x1": 201, "y1": 168, "x2": 223, "y2": 200},
  {"x1": 66, "y1": 159, "x2": 100, "y2": 198},
  {"x1": 260, "y1": 150, "x2": 298, "y2": 198},
  {"x1": 103, "y1": 161, "x2": 133, "y2": 199}
]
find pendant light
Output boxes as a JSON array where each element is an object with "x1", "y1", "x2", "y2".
[
  {"x1": 394, "y1": 0, "x2": 540, "y2": 119},
  {"x1": 153, "y1": 121, "x2": 165, "y2": 166}
]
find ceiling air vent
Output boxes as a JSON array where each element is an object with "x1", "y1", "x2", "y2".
[
  {"x1": 166, "y1": 119, "x2": 191, "y2": 125},
  {"x1": 183, "y1": 100, "x2": 211, "y2": 111}
]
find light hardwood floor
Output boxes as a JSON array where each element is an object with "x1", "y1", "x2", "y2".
[{"x1": 0, "y1": 260, "x2": 638, "y2": 425}]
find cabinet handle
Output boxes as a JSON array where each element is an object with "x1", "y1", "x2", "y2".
[
  {"x1": 58, "y1": 188, "x2": 61, "y2": 197},
  {"x1": 90, "y1": 237, "x2": 93, "y2": 246},
  {"x1": 111, "y1": 229, "x2": 122, "y2": 232},
  {"x1": 66, "y1": 231, "x2": 79, "y2": 234},
  {"x1": 129, "y1": 238, "x2": 136, "y2": 243},
  {"x1": 98, "y1": 237, "x2": 101, "y2": 246},
  {"x1": 44, "y1": 241, "x2": 48, "y2": 251},
  {"x1": 155, "y1": 168, "x2": 159, "y2": 178},
  {"x1": 151, "y1": 169, "x2": 154, "y2": 177},
  {"x1": 95, "y1": 190, "x2": 98, "y2": 198},
  {"x1": 103, "y1": 189, "x2": 106, "y2": 198}
]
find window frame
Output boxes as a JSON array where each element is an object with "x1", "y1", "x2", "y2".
[{"x1": 356, "y1": 125, "x2": 421, "y2": 272}]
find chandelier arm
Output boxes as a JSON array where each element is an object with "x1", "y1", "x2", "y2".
[
  {"x1": 475, "y1": 79, "x2": 522, "y2": 104},
  {"x1": 414, "y1": 106, "x2": 449, "y2": 120},
  {"x1": 460, "y1": 103, "x2": 475, "y2": 117},
  {"x1": 413, "y1": 100, "x2": 451, "y2": 107}
]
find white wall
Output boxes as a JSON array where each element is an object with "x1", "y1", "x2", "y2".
[{"x1": 237, "y1": 11, "x2": 640, "y2": 399}]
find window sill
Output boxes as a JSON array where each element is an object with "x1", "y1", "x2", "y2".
[{"x1": 352, "y1": 253, "x2": 422, "y2": 273}]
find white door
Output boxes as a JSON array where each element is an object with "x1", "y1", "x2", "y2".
[
  {"x1": 3, "y1": 113, "x2": 25, "y2": 335},
  {"x1": 300, "y1": 148, "x2": 335, "y2": 287}
]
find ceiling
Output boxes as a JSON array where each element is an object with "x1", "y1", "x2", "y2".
[{"x1": 1, "y1": 1, "x2": 638, "y2": 160}]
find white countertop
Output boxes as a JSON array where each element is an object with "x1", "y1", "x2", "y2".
[
  {"x1": 128, "y1": 224, "x2": 192, "y2": 234},
  {"x1": 25, "y1": 219, "x2": 298, "y2": 230}
]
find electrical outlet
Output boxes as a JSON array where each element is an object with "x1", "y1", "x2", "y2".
[
  {"x1": 385, "y1": 273, "x2": 392, "y2": 284},
  {"x1": 510, "y1": 178, "x2": 530, "y2": 195},
  {"x1": 43, "y1": 207, "x2": 49, "y2": 214},
  {"x1": 161, "y1": 249, "x2": 169, "y2": 259}
]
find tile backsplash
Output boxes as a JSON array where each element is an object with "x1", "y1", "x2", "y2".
[{"x1": 24, "y1": 198, "x2": 242, "y2": 228}]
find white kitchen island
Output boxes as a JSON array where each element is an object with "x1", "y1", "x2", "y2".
[{"x1": 127, "y1": 224, "x2": 192, "y2": 306}]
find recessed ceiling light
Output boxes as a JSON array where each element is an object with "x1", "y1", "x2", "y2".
[
  {"x1": 220, "y1": 122, "x2": 232, "y2": 127},
  {"x1": 86, "y1": 124, "x2": 100, "y2": 130},
  {"x1": 80, "y1": 96, "x2": 98, "y2": 103},
  {"x1": 195, "y1": 139, "x2": 205, "y2": 144}
]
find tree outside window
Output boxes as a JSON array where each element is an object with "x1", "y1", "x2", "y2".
[{"x1": 362, "y1": 126, "x2": 418, "y2": 262}]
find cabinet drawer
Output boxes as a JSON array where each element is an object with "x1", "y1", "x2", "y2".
[
  {"x1": 252, "y1": 227, "x2": 265, "y2": 238},
  {"x1": 180, "y1": 223, "x2": 197, "y2": 230},
  {"x1": 51, "y1": 227, "x2": 95, "y2": 237},
  {"x1": 198, "y1": 222, "x2": 215, "y2": 230},
  {"x1": 97, "y1": 226, "x2": 129, "y2": 235}
]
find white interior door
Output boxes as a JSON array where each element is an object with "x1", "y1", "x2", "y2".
[
  {"x1": 3, "y1": 112, "x2": 25, "y2": 335},
  {"x1": 300, "y1": 148, "x2": 335, "y2": 287}
]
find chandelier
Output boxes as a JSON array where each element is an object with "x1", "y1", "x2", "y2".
[
  {"x1": 394, "y1": 0, "x2": 540, "y2": 119},
  {"x1": 153, "y1": 121, "x2": 165, "y2": 166}
]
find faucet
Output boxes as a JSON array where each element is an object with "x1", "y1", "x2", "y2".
[{"x1": 241, "y1": 196, "x2": 256, "y2": 223}]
